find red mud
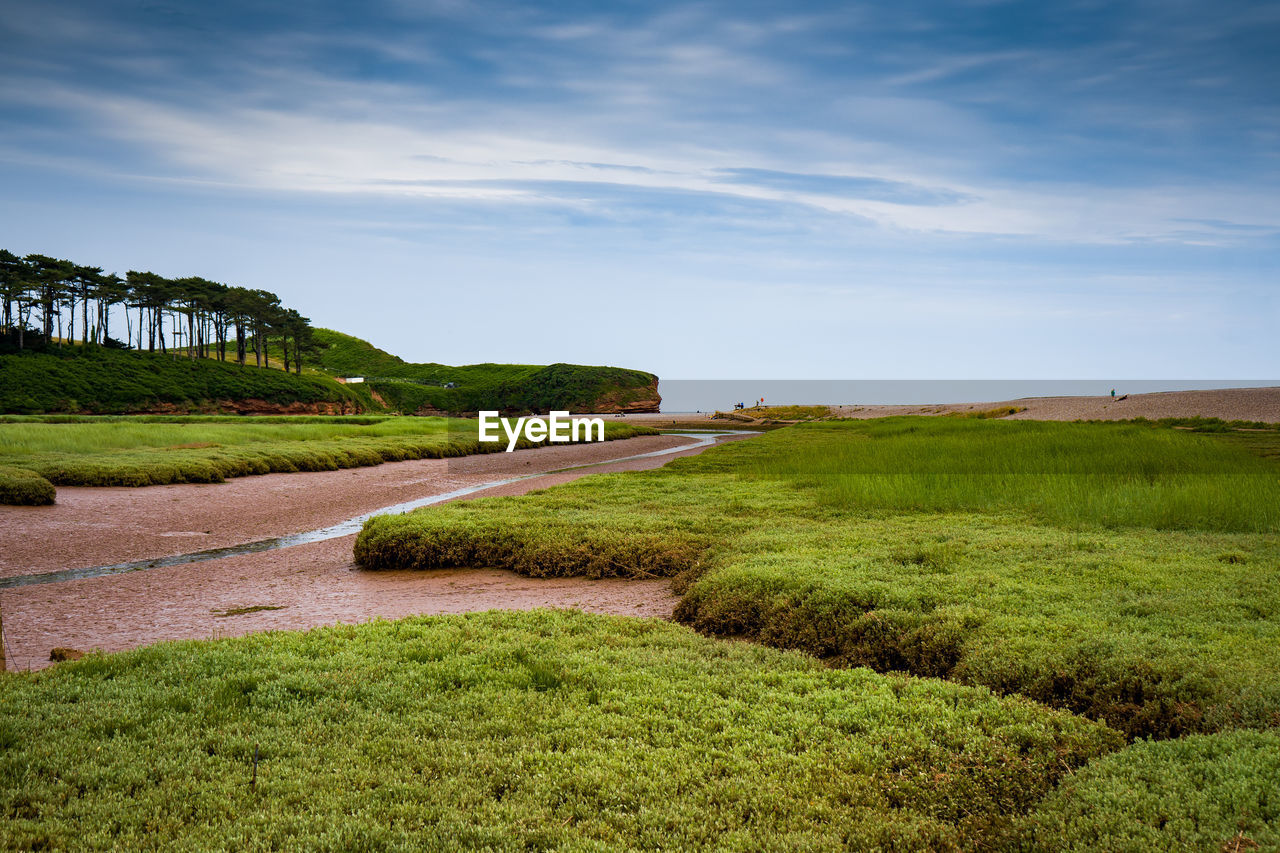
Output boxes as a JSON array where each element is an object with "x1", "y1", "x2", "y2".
[{"x1": 0, "y1": 433, "x2": 744, "y2": 671}]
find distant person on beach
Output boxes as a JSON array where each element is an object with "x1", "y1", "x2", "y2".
[{"x1": 1111, "y1": 389, "x2": 1116, "y2": 399}]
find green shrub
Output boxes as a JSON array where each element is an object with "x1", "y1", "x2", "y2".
[
  {"x1": 1024, "y1": 730, "x2": 1280, "y2": 850},
  {"x1": 0, "y1": 611, "x2": 1119, "y2": 850},
  {"x1": 356, "y1": 500, "x2": 707, "y2": 578},
  {"x1": 0, "y1": 465, "x2": 55, "y2": 505},
  {"x1": 355, "y1": 420, "x2": 1280, "y2": 739}
]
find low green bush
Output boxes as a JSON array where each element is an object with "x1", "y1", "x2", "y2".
[
  {"x1": 0, "y1": 466, "x2": 55, "y2": 505},
  {"x1": 1024, "y1": 730, "x2": 1280, "y2": 850},
  {"x1": 356, "y1": 420, "x2": 1280, "y2": 739},
  {"x1": 0, "y1": 610, "x2": 1119, "y2": 850},
  {"x1": 356, "y1": 500, "x2": 708, "y2": 579}
]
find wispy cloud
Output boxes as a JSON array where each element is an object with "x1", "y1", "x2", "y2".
[
  {"x1": 711, "y1": 168, "x2": 973, "y2": 206},
  {"x1": 0, "y1": 0, "x2": 1276, "y2": 375}
]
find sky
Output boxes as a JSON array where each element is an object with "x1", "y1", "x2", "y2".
[{"x1": 1, "y1": 0, "x2": 1277, "y2": 380}]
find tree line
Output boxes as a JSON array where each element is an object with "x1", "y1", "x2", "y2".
[{"x1": 0, "y1": 250, "x2": 316, "y2": 373}]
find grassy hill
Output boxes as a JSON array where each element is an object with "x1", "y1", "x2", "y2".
[
  {"x1": 311, "y1": 328, "x2": 661, "y2": 415},
  {"x1": 0, "y1": 346, "x2": 367, "y2": 416}
]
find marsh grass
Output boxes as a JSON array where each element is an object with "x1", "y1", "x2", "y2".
[
  {"x1": 739, "y1": 418, "x2": 1280, "y2": 533},
  {"x1": 0, "y1": 611, "x2": 1118, "y2": 850},
  {"x1": 357, "y1": 419, "x2": 1280, "y2": 739},
  {"x1": 0, "y1": 416, "x2": 657, "y2": 488}
]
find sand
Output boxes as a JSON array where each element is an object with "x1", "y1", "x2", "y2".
[
  {"x1": 830, "y1": 386, "x2": 1280, "y2": 423},
  {"x1": 0, "y1": 433, "x2": 746, "y2": 671}
]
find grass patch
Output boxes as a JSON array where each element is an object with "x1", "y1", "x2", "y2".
[
  {"x1": 211, "y1": 605, "x2": 286, "y2": 618},
  {"x1": 944, "y1": 406, "x2": 1027, "y2": 419},
  {"x1": 1208, "y1": 430, "x2": 1280, "y2": 462},
  {"x1": 713, "y1": 405, "x2": 831, "y2": 423},
  {"x1": 732, "y1": 405, "x2": 831, "y2": 421},
  {"x1": 738, "y1": 418, "x2": 1280, "y2": 533},
  {"x1": 0, "y1": 465, "x2": 56, "y2": 505},
  {"x1": 0, "y1": 610, "x2": 1118, "y2": 850},
  {"x1": 1024, "y1": 729, "x2": 1280, "y2": 850},
  {"x1": 357, "y1": 419, "x2": 1280, "y2": 738},
  {"x1": 0, "y1": 416, "x2": 657, "y2": 488},
  {"x1": 1132, "y1": 416, "x2": 1280, "y2": 432}
]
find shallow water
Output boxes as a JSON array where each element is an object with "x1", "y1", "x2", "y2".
[{"x1": 1, "y1": 431, "x2": 744, "y2": 588}]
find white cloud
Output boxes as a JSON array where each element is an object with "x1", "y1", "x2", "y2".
[{"x1": 7, "y1": 69, "x2": 1278, "y2": 248}]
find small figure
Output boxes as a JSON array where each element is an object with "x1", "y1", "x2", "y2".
[{"x1": 1110, "y1": 388, "x2": 1116, "y2": 399}]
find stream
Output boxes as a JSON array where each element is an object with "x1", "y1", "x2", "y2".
[{"x1": 1, "y1": 431, "x2": 749, "y2": 589}]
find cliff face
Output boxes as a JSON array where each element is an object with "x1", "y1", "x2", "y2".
[{"x1": 587, "y1": 377, "x2": 661, "y2": 413}]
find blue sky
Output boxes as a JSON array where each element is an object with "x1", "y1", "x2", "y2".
[{"x1": 1, "y1": 0, "x2": 1277, "y2": 379}]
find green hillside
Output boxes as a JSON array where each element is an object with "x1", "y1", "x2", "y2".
[
  {"x1": 0, "y1": 346, "x2": 367, "y2": 415},
  {"x1": 311, "y1": 328, "x2": 661, "y2": 414},
  {"x1": 0, "y1": 330, "x2": 660, "y2": 416}
]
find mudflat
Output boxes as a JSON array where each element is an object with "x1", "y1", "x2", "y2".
[
  {"x1": 0, "y1": 434, "x2": 701, "y2": 579},
  {"x1": 0, "y1": 433, "x2": 745, "y2": 670}
]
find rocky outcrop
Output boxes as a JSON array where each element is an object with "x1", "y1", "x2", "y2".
[{"x1": 587, "y1": 377, "x2": 662, "y2": 414}]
